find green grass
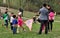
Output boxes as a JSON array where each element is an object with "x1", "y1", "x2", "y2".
[
  {"x1": 0, "y1": 18, "x2": 60, "y2": 38},
  {"x1": 0, "y1": 8, "x2": 60, "y2": 38}
]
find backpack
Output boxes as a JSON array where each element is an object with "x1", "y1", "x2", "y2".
[{"x1": 49, "y1": 12, "x2": 55, "y2": 20}]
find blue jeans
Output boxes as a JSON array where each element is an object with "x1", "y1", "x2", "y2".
[{"x1": 13, "y1": 27, "x2": 17, "y2": 34}]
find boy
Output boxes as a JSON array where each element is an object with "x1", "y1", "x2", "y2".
[
  {"x1": 10, "y1": 13, "x2": 14, "y2": 30},
  {"x1": 3, "y1": 11, "x2": 9, "y2": 29},
  {"x1": 12, "y1": 15, "x2": 18, "y2": 34}
]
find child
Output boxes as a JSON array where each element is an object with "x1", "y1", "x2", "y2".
[
  {"x1": 12, "y1": 15, "x2": 18, "y2": 34},
  {"x1": 3, "y1": 11, "x2": 9, "y2": 29},
  {"x1": 17, "y1": 14, "x2": 25, "y2": 33},
  {"x1": 10, "y1": 13, "x2": 14, "y2": 30},
  {"x1": 48, "y1": 10, "x2": 55, "y2": 31}
]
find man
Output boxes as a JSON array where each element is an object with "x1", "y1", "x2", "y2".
[{"x1": 38, "y1": 3, "x2": 49, "y2": 34}]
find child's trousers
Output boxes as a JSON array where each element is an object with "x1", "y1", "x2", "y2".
[
  {"x1": 10, "y1": 23, "x2": 13, "y2": 30},
  {"x1": 13, "y1": 27, "x2": 17, "y2": 34}
]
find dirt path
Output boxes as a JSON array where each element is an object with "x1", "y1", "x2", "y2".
[{"x1": 0, "y1": 7, "x2": 18, "y2": 13}]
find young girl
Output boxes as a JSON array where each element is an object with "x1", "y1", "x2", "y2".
[
  {"x1": 49, "y1": 10, "x2": 55, "y2": 31},
  {"x1": 17, "y1": 14, "x2": 25, "y2": 33}
]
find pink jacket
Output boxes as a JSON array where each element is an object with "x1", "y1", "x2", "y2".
[
  {"x1": 49, "y1": 12, "x2": 55, "y2": 20},
  {"x1": 18, "y1": 17, "x2": 24, "y2": 26}
]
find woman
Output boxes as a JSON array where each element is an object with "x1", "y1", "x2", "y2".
[
  {"x1": 47, "y1": 5, "x2": 55, "y2": 31},
  {"x1": 48, "y1": 10, "x2": 55, "y2": 31}
]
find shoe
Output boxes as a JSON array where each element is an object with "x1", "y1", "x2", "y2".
[{"x1": 45, "y1": 33, "x2": 48, "y2": 34}]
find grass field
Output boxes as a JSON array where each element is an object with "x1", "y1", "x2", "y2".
[{"x1": 0, "y1": 8, "x2": 60, "y2": 38}]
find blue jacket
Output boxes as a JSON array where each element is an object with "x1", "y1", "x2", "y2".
[{"x1": 39, "y1": 7, "x2": 49, "y2": 20}]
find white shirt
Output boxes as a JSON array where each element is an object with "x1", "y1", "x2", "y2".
[
  {"x1": 10, "y1": 16, "x2": 14, "y2": 23},
  {"x1": 18, "y1": 12, "x2": 22, "y2": 15}
]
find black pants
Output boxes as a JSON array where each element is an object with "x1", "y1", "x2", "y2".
[
  {"x1": 39, "y1": 20, "x2": 48, "y2": 34},
  {"x1": 48, "y1": 20, "x2": 54, "y2": 31},
  {"x1": 10, "y1": 23, "x2": 13, "y2": 30},
  {"x1": 5, "y1": 20, "x2": 8, "y2": 28}
]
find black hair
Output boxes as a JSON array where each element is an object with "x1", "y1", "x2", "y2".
[
  {"x1": 13, "y1": 15, "x2": 16, "y2": 18},
  {"x1": 5, "y1": 12, "x2": 7, "y2": 14},
  {"x1": 51, "y1": 9, "x2": 54, "y2": 12},
  {"x1": 19, "y1": 8, "x2": 23, "y2": 12},
  {"x1": 11, "y1": 12, "x2": 14, "y2": 14},
  {"x1": 48, "y1": 5, "x2": 51, "y2": 8},
  {"x1": 43, "y1": 3, "x2": 47, "y2": 7},
  {"x1": 6, "y1": 8, "x2": 8, "y2": 10}
]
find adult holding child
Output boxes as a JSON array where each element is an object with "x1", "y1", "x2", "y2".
[{"x1": 38, "y1": 3, "x2": 49, "y2": 34}]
